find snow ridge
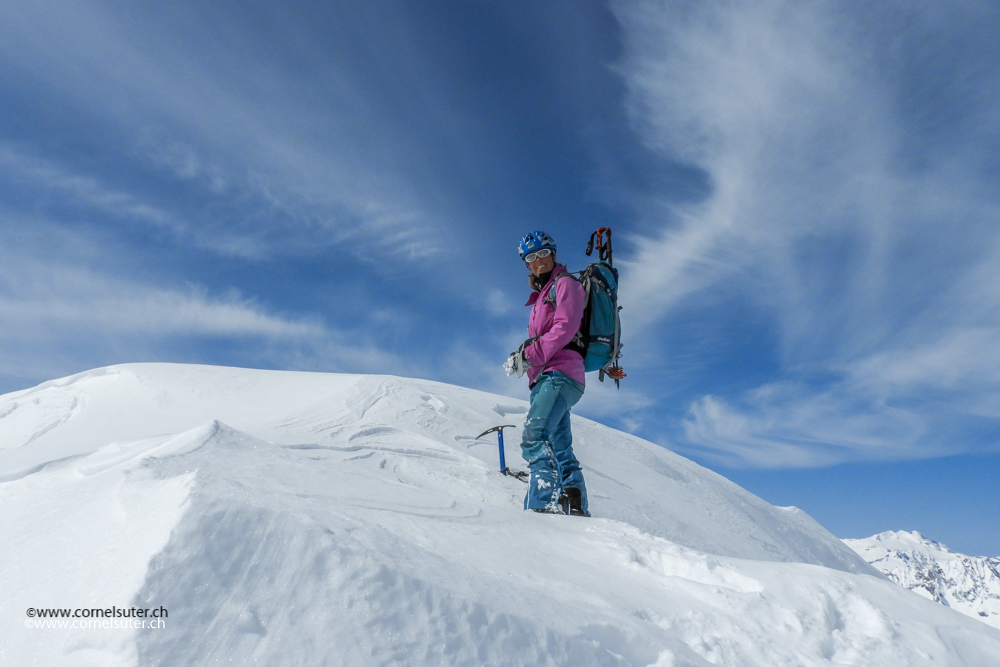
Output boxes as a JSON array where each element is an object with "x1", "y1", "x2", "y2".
[
  {"x1": 3, "y1": 363, "x2": 1000, "y2": 666},
  {"x1": 845, "y1": 530, "x2": 1000, "y2": 629}
]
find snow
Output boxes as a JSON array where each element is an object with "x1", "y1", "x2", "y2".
[
  {"x1": 846, "y1": 530, "x2": 1000, "y2": 630},
  {"x1": 2, "y1": 363, "x2": 1000, "y2": 666}
]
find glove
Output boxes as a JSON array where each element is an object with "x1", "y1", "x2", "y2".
[{"x1": 503, "y1": 351, "x2": 528, "y2": 377}]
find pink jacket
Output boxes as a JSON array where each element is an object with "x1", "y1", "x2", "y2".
[{"x1": 523, "y1": 264, "x2": 587, "y2": 387}]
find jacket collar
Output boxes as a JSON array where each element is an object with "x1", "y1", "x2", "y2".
[{"x1": 525, "y1": 264, "x2": 566, "y2": 306}]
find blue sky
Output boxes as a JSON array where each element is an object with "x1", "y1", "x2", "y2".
[{"x1": 2, "y1": 1, "x2": 999, "y2": 555}]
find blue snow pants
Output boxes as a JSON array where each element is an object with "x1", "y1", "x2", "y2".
[{"x1": 521, "y1": 371, "x2": 588, "y2": 515}]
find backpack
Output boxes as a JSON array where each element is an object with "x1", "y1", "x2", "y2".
[{"x1": 543, "y1": 228, "x2": 626, "y2": 387}]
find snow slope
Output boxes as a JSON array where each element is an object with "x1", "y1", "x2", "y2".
[
  {"x1": 845, "y1": 531, "x2": 1000, "y2": 630},
  {"x1": 2, "y1": 363, "x2": 999, "y2": 666}
]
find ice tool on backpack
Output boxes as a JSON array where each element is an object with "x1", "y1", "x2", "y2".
[
  {"x1": 541, "y1": 228, "x2": 626, "y2": 388},
  {"x1": 581, "y1": 227, "x2": 626, "y2": 387}
]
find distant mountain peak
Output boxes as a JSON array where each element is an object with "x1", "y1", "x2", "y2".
[
  {"x1": 845, "y1": 532, "x2": 1000, "y2": 630},
  {"x1": 870, "y1": 530, "x2": 953, "y2": 554}
]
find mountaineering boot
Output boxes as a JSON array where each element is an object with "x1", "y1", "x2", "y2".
[
  {"x1": 563, "y1": 487, "x2": 586, "y2": 516},
  {"x1": 558, "y1": 489, "x2": 570, "y2": 515}
]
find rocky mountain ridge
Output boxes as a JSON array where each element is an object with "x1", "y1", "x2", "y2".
[{"x1": 845, "y1": 530, "x2": 1000, "y2": 630}]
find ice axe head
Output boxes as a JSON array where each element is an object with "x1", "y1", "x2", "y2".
[{"x1": 475, "y1": 424, "x2": 517, "y2": 440}]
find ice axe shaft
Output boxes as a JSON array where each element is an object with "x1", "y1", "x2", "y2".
[{"x1": 475, "y1": 424, "x2": 516, "y2": 473}]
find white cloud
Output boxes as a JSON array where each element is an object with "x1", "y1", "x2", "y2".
[
  {"x1": 0, "y1": 3, "x2": 447, "y2": 263},
  {"x1": 0, "y1": 215, "x2": 421, "y2": 387},
  {"x1": 0, "y1": 143, "x2": 191, "y2": 231},
  {"x1": 612, "y1": 0, "x2": 1000, "y2": 466},
  {"x1": 613, "y1": 0, "x2": 900, "y2": 327},
  {"x1": 681, "y1": 387, "x2": 930, "y2": 469},
  {"x1": 574, "y1": 384, "x2": 657, "y2": 433},
  {"x1": 0, "y1": 247, "x2": 322, "y2": 340},
  {"x1": 486, "y1": 288, "x2": 518, "y2": 317},
  {"x1": 0, "y1": 288, "x2": 320, "y2": 339}
]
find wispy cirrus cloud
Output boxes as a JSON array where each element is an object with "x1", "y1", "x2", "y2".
[
  {"x1": 0, "y1": 221, "x2": 318, "y2": 340},
  {"x1": 612, "y1": 0, "x2": 1000, "y2": 466},
  {"x1": 0, "y1": 0, "x2": 558, "y2": 395},
  {"x1": 0, "y1": 212, "x2": 416, "y2": 390},
  {"x1": 0, "y1": 2, "x2": 451, "y2": 263}
]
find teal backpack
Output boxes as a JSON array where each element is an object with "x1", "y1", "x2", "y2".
[{"x1": 544, "y1": 228, "x2": 626, "y2": 387}]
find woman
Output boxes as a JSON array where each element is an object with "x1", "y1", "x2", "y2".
[{"x1": 504, "y1": 230, "x2": 590, "y2": 516}]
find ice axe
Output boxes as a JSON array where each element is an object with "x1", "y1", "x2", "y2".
[{"x1": 474, "y1": 425, "x2": 528, "y2": 481}]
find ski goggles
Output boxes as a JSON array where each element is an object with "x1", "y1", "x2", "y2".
[{"x1": 523, "y1": 248, "x2": 553, "y2": 263}]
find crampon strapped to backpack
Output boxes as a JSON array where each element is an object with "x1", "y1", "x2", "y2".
[{"x1": 542, "y1": 227, "x2": 626, "y2": 387}]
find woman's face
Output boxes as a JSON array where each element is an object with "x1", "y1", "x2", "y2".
[{"x1": 527, "y1": 252, "x2": 555, "y2": 277}]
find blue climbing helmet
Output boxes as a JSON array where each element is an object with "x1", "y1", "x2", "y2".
[{"x1": 518, "y1": 230, "x2": 557, "y2": 261}]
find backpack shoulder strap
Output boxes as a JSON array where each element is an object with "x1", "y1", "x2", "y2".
[
  {"x1": 542, "y1": 272, "x2": 580, "y2": 306},
  {"x1": 541, "y1": 271, "x2": 587, "y2": 354}
]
